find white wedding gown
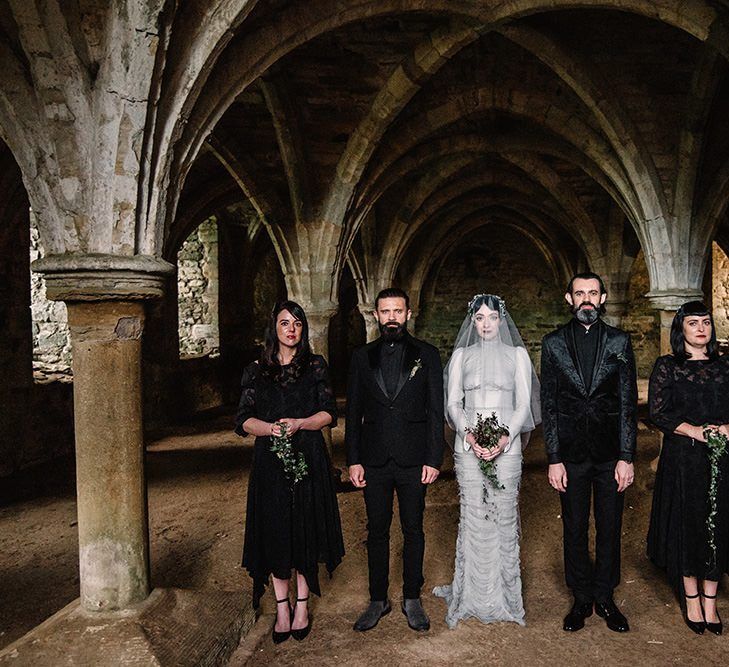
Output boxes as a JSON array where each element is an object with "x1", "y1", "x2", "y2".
[{"x1": 433, "y1": 341, "x2": 533, "y2": 627}]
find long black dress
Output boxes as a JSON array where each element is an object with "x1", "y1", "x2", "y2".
[
  {"x1": 235, "y1": 355, "x2": 344, "y2": 608},
  {"x1": 647, "y1": 354, "x2": 729, "y2": 597}
]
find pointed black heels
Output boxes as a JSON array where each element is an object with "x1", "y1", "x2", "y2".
[
  {"x1": 684, "y1": 593, "x2": 705, "y2": 635},
  {"x1": 702, "y1": 592, "x2": 723, "y2": 636},
  {"x1": 291, "y1": 596, "x2": 311, "y2": 641},
  {"x1": 272, "y1": 598, "x2": 293, "y2": 644}
]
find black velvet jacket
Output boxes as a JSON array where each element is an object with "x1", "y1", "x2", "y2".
[
  {"x1": 345, "y1": 333, "x2": 445, "y2": 469},
  {"x1": 540, "y1": 319, "x2": 638, "y2": 464}
]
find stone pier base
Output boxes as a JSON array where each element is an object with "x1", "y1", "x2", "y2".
[{"x1": 0, "y1": 588, "x2": 256, "y2": 666}]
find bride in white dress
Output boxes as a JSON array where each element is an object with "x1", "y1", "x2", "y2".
[{"x1": 434, "y1": 294, "x2": 540, "y2": 627}]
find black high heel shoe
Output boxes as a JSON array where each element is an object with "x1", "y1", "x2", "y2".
[
  {"x1": 272, "y1": 598, "x2": 292, "y2": 644},
  {"x1": 684, "y1": 592, "x2": 706, "y2": 635},
  {"x1": 702, "y1": 592, "x2": 723, "y2": 635},
  {"x1": 291, "y1": 596, "x2": 311, "y2": 641}
]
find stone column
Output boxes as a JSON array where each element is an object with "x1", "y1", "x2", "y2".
[
  {"x1": 358, "y1": 303, "x2": 380, "y2": 342},
  {"x1": 301, "y1": 304, "x2": 337, "y2": 464},
  {"x1": 647, "y1": 290, "x2": 702, "y2": 354},
  {"x1": 603, "y1": 300, "x2": 629, "y2": 328},
  {"x1": 32, "y1": 254, "x2": 174, "y2": 611},
  {"x1": 408, "y1": 309, "x2": 419, "y2": 337},
  {"x1": 305, "y1": 305, "x2": 337, "y2": 359}
]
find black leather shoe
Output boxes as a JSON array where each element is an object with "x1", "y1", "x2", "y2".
[
  {"x1": 701, "y1": 592, "x2": 721, "y2": 635},
  {"x1": 595, "y1": 600, "x2": 630, "y2": 632},
  {"x1": 563, "y1": 601, "x2": 593, "y2": 631},
  {"x1": 291, "y1": 596, "x2": 311, "y2": 641},
  {"x1": 683, "y1": 593, "x2": 705, "y2": 634},
  {"x1": 401, "y1": 598, "x2": 430, "y2": 632},
  {"x1": 353, "y1": 600, "x2": 391, "y2": 631},
  {"x1": 705, "y1": 615, "x2": 722, "y2": 636},
  {"x1": 272, "y1": 598, "x2": 292, "y2": 644}
]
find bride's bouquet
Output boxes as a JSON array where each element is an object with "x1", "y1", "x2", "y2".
[
  {"x1": 703, "y1": 426, "x2": 728, "y2": 565},
  {"x1": 465, "y1": 412, "x2": 509, "y2": 494}
]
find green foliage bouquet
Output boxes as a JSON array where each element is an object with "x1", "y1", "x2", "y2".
[
  {"x1": 703, "y1": 427, "x2": 728, "y2": 565},
  {"x1": 270, "y1": 422, "x2": 308, "y2": 487},
  {"x1": 465, "y1": 412, "x2": 509, "y2": 495}
]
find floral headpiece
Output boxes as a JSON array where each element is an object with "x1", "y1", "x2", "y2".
[{"x1": 467, "y1": 293, "x2": 507, "y2": 318}]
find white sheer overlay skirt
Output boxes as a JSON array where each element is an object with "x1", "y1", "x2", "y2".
[{"x1": 433, "y1": 445, "x2": 524, "y2": 628}]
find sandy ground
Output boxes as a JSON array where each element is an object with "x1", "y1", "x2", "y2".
[{"x1": 0, "y1": 413, "x2": 727, "y2": 665}]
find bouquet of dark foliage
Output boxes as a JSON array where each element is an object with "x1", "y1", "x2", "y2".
[
  {"x1": 703, "y1": 426, "x2": 728, "y2": 565},
  {"x1": 465, "y1": 412, "x2": 509, "y2": 493},
  {"x1": 270, "y1": 422, "x2": 308, "y2": 487}
]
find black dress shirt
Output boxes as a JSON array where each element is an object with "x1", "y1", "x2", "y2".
[
  {"x1": 380, "y1": 338, "x2": 405, "y2": 396},
  {"x1": 573, "y1": 317, "x2": 599, "y2": 387}
]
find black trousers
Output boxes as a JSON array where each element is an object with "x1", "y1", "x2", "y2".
[
  {"x1": 363, "y1": 458, "x2": 426, "y2": 601},
  {"x1": 560, "y1": 459, "x2": 624, "y2": 604}
]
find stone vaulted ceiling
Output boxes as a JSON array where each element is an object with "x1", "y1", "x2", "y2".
[
  {"x1": 0, "y1": 0, "x2": 728, "y2": 311},
  {"x1": 169, "y1": 2, "x2": 729, "y2": 312}
]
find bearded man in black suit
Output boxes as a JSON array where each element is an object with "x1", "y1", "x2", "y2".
[
  {"x1": 346, "y1": 287, "x2": 445, "y2": 632},
  {"x1": 541, "y1": 272, "x2": 637, "y2": 633}
]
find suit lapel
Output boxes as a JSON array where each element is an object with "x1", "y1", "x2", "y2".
[
  {"x1": 391, "y1": 337, "x2": 419, "y2": 402},
  {"x1": 559, "y1": 325, "x2": 588, "y2": 395},
  {"x1": 367, "y1": 342, "x2": 389, "y2": 398}
]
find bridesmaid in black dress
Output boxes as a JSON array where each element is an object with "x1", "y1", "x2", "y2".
[
  {"x1": 235, "y1": 300, "x2": 344, "y2": 643},
  {"x1": 648, "y1": 301, "x2": 729, "y2": 635}
]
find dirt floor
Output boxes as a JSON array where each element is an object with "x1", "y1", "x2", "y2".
[{"x1": 0, "y1": 412, "x2": 727, "y2": 666}]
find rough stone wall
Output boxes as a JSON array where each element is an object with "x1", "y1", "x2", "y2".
[
  {"x1": 416, "y1": 225, "x2": 565, "y2": 371},
  {"x1": 177, "y1": 218, "x2": 220, "y2": 358},
  {"x1": 30, "y1": 217, "x2": 72, "y2": 378},
  {"x1": 622, "y1": 250, "x2": 660, "y2": 376},
  {"x1": 712, "y1": 242, "x2": 729, "y2": 341}
]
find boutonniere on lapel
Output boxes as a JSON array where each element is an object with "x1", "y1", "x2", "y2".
[
  {"x1": 613, "y1": 352, "x2": 629, "y2": 364},
  {"x1": 409, "y1": 358, "x2": 423, "y2": 380}
]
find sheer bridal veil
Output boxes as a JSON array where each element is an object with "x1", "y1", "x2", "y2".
[{"x1": 444, "y1": 294, "x2": 541, "y2": 448}]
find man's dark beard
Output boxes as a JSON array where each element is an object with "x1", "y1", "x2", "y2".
[
  {"x1": 573, "y1": 303, "x2": 600, "y2": 325},
  {"x1": 379, "y1": 321, "x2": 407, "y2": 341}
]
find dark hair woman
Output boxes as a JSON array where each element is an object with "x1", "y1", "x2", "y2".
[
  {"x1": 648, "y1": 301, "x2": 729, "y2": 635},
  {"x1": 235, "y1": 300, "x2": 344, "y2": 644}
]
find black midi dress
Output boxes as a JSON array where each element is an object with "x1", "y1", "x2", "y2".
[
  {"x1": 647, "y1": 354, "x2": 729, "y2": 595},
  {"x1": 235, "y1": 355, "x2": 344, "y2": 607}
]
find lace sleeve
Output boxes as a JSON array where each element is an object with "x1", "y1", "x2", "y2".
[
  {"x1": 445, "y1": 347, "x2": 467, "y2": 447},
  {"x1": 505, "y1": 346, "x2": 533, "y2": 452},
  {"x1": 312, "y1": 355, "x2": 338, "y2": 428},
  {"x1": 234, "y1": 362, "x2": 258, "y2": 436},
  {"x1": 648, "y1": 356, "x2": 683, "y2": 435}
]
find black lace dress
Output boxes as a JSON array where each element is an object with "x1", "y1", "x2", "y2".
[
  {"x1": 235, "y1": 355, "x2": 344, "y2": 607},
  {"x1": 647, "y1": 354, "x2": 729, "y2": 595}
]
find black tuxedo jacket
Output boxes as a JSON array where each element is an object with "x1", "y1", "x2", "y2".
[
  {"x1": 540, "y1": 319, "x2": 637, "y2": 465},
  {"x1": 345, "y1": 333, "x2": 445, "y2": 469}
]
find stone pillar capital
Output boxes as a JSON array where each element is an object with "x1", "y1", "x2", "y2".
[
  {"x1": 299, "y1": 301, "x2": 338, "y2": 320},
  {"x1": 357, "y1": 302, "x2": 374, "y2": 318},
  {"x1": 645, "y1": 289, "x2": 703, "y2": 311},
  {"x1": 31, "y1": 253, "x2": 175, "y2": 302},
  {"x1": 298, "y1": 302, "x2": 336, "y2": 357},
  {"x1": 358, "y1": 303, "x2": 380, "y2": 343}
]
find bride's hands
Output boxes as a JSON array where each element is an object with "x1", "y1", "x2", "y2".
[{"x1": 473, "y1": 434, "x2": 510, "y2": 461}]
